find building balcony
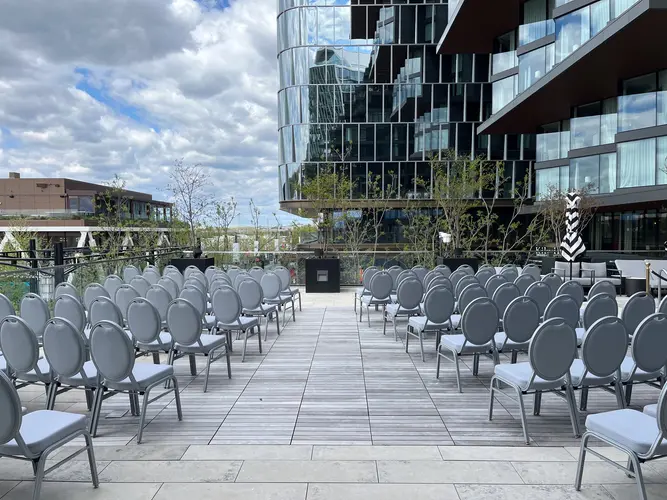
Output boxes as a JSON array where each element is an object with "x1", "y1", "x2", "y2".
[
  {"x1": 536, "y1": 130, "x2": 570, "y2": 162},
  {"x1": 492, "y1": 51, "x2": 518, "y2": 76},
  {"x1": 479, "y1": 0, "x2": 664, "y2": 135},
  {"x1": 518, "y1": 19, "x2": 554, "y2": 47}
]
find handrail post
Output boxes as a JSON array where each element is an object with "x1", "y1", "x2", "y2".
[
  {"x1": 28, "y1": 239, "x2": 38, "y2": 294},
  {"x1": 645, "y1": 260, "x2": 651, "y2": 295},
  {"x1": 54, "y1": 241, "x2": 65, "y2": 286}
]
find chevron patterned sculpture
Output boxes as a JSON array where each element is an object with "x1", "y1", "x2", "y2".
[{"x1": 560, "y1": 192, "x2": 586, "y2": 262}]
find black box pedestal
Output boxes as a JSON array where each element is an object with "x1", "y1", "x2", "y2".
[
  {"x1": 305, "y1": 258, "x2": 340, "y2": 293},
  {"x1": 169, "y1": 257, "x2": 215, "y2": 274}
]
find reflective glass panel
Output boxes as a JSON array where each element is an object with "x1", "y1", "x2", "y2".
[
  {"x1": 618, "y1": 138, "x2": 656, "y2": 188},
  {"x1": 570, "y1": 155, "x2": 600, "y2": 193}
]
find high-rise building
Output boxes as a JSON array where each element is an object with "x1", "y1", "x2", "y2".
[
  {"x1": 439, "y1": 0, "x2": 667, "y2": 251},
  {"x1": 277, "y1": 0, "x2": 537, "y2": 247}
]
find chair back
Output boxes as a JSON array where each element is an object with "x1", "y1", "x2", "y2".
[
  {"x1": 210, "y1": 278, "x2": 229, "y2": 296},
  {"x1": 369, "y1": 271, "x2": 392, "y2": 300},
  {"x1": 122, "y1": 265, "x2": 141, "y2": 283},
  {"x1": 274, "y1": 267, "x2": 292, "y2": 292},
  {"x1": 525, "y1": 281, "x2": 553, "y2": 316},
  {"x1": 238, "y1": 279, "x2": 264, "y2": 310},
  {"x1": 205, "y1": 266, "x2": 218, "y2": 284},
  {"x1": 492, "y1": 282, "x2": 521, "y2": 319},
  {"x1": 396, "y1": 278, "x2": 423, "y2": 310},
  {"x1": 460, "y1": 297, "x2": 499, "y2": 345},
  {"x1": 475, "y1": 267, "x2": 496, "y2": 287},
  {"x1": 582, "y1": 317, "x2": 627, "y2": 378},
  {"x1": 0, "y1": 371, "x2": 22, "y2": 447},
  {"x1": 622, "y1": 291, "x2": 656, "y2": 336},
  {"x1": 656, "y1": 384, "x2": 667, "y2": 437},
  {"x1": 455, "y1": 275, "x2": 479, "y2": 299},
  {"x1": 90, "y1": 321, "x2": 135, "y2": 383},
  {"x1": 583, "y1": 293, "x2": 618, "y2": 330},
  {"x1": 541, "y1": 273, "x2": 563, "y2": 295},
  {"x1": 184, "y1": 277, "x2": 207, "y2": 296},
  {"x1": 143, "y1": 267, "x2": 160, "y2": 285},
  {"x1": 157, "y1": 276, "x2": 180, "y2": 299},
  {"x1": 212, "y1": 286, "x2": 242, "y2": 325},
  {"x1": 104, "y1": 275, "x2": 124, "y2": 300},
  {"x1": 54, "y1": 282, "x2": 80, "y2": 302},
  {"x1": 556, "y1": 280, "x2": 585, "y2": 307},
  {"x1": 485, "y1": 274, "x2": 508, "y2": 299},
  {"x1": 126, "y1": 298, "x2": 161, "y2": 344},
  {"x1": 179, "y1": 286, "x2": 207, "y2": 317},
  {"x1": 449, "y1": 269, "x2": 468, "y2": 294},
  {"x1": 162, "y1": 265, "x2": 180, "y2": 276},
  {"x1": 115, "y1": 284, "x2": 140, "y2": 321},
  {"x1": 478, "y1": 264, "x2": 494, "y2": 270},
  {"x1": 89, "y1": 296, "x2": 123, "y2": 326},
  {"x1": 43, "y1": 318, "x2": 86, "y2": 379},
  {"x1": 514, "y1": 273, "x2": 536, "y2": 295},
  {"x1": 521, "y1": 264, "x2": 541, "y2": 281},
  {"x1": 411, "y1": 266, "x2": 428, "y2": 284},
  {"x1": 434, "y1": 265, "x2": 451, "y2": 277},
  {"x1": 184, "y1": 265, "x2": 200, "y2": 280},
  {"x1": 458, "y1": 284, "x2": 487, "y2": 313},
  {"x1": 631, "y1": 313, "x2": 667, "y2": 374},
  {"x1": 145, "y1": 284, "x2": 172, "y2": 323},
  {"x1": 0, "y1": 293, "x2": 15, "y2": 324},
  {"x1": 167, "y1": 299, "x2": 203, "y2": 345},
  {"x1": 189, "y1": 272, "x2": 207, "y2": 289},
  {"x1": 19, "y1": 293, "x2": 50, "y2": 339},
  {"x1": 164, "y1": 270, "x2": 184, "y2": 290},
  {"x1": 83, "y1": 283, "x2": 110, "y2": 311},
  {"x1": 428, "y1": 276, "x2": 452, "y2": 292},
  {"x1": 423, "y1": 270, "x2": 439, "y2": 290},
  {"x1": 54, "y1": 294, "x2": 86, "y2": 333},
  {"x1": 129, "y1": 275, "x2": 151, "y2": 297},
  {"x1": 362, "y1": 267, "x2": 379, "y2": 291},
  {"x1": 227, "y1": 268, "x2": 241, "y2": 284},
  {"x1": 504, "y1": 296, "x2": 540, "y2": 344},
  {"x1": 389, "y1": 267, "x2": 404, "y2": 290},
  {"x1": 396, "y1": 270, "x2": 416, "y2": 289},
  {"x1": 233, "y1": 273, "x2": 254, "y2": 291},
  {"x1": 500, "y1": 267, "x2": 519, "y2": 282},
  {"x1": 528, "y1": 318, "x2": 577, "y2": 381},
  {"x1": 422, "y1": 285, "x2": 455, "y2": 325},
  {"x1": 588, "y1": 279, "x2": 617, "y2": 300},
  {"x1": 261, "y1": 272, "x2": 283, "y2": 301},
  {"x1": 544, "y1": 294, "x2": 579, "y2": 328},
  {"x1": 0, "y1": 316, "x2": 40, "y2": 373},
  {"x1": 249, "y1": 267, "x2": 265, "y2": 283},
  {"x1": 457, "y1": 264, "x2": 474, "y2": 276}
]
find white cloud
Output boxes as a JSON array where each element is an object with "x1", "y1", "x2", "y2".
[{"x1": 0, "y1": 0, "x2": 305, "y2": 224}]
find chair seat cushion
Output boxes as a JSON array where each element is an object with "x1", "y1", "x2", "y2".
[
  {"x1": 21, "y1": 358, "x2": 52, "y2": 384},
  {"x1": 0, "y1": 410, "x2": 87, "y2": 456},
  {"x1": 439, "y1": 334, "x2": 492, "y2": 354},
  {"x1": 620, "y1": 357, "x2": 662, "y2": 383},
  {"x1": 586, "y1": 409, "x2": 667, "y2": 455},
  {"x1": 218, "y1": 316, "x2": 259, "y2": 331},
  {"x1": 361, "y1": 296, "x2": 390, "y2": 306},
  {"x1": 569, "y1": 359, "x2": 616, "y2": 387},
  {"x1": 59, "y1": 360, "x2": 98, "y2": 387},
  {"x1": 408, "y1": 316, "x2": 452, "y2": 333},
  {"x1": 386, "y1": 303, "x2": 420, "y2": 319},
  {"x1": 644, "y1": 404, "x2": 657, "y2": 418},
  {"x1": 137, "y1": 332, "x2": 173, "y2": 351},
  {"x1": 265, "y1": 295, "x2": 292, "y2": 306},
  {"x1": 244, "y1": 304, "x2": 278, "y2": 316},
  {"x1": 494, "y1": 332, "x2": 529, "y2": 352},
  {"x1": 175, "y1": 334, "x2": 227, "y2": 354},
  {"x1": 494, "y1": 362, "x2": 565, "y2": 392},
  {"x1": 106, "y1": 363, "x2": 174, "y2": 391}
]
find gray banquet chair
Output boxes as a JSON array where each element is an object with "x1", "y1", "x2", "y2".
[
  {"x1": 204, "y1": 265, "x2": 218, "y2": 284},
  {"x1": 457, "y1": 283, "x2": 487, "y2": 315},
  {"x1": 145, "y1": 284, "x2": 173, "y2": 327},
  {"x1": 54, "y1": 282, "x2": 80, "y2": 302},
  {"x1": 422, "y1": 270, "x2": 440, "y2": 290},
  {"x1": 164, "y1": 269, "x2": 185, "y2": 290},
  {"x1": 587, "y1": 279, "x2": 617, "y2": 300},
  {"x1": 274, "y1": 266, "x2": 302, "y2": 313},
  {"x1": 238, "y1": 278, "x2": 280, "y2": 340},
  {"x1": 83, "y1": 283, "x2": 109, "y2": 312},
  {"x1": 495, "y1": 296, "x2": 540, "y2": 363},
  {"x1": 582, "y1": 293, "x2": 618, "y2": 330},
  {"x1": 180, "y1": 285, "x2": 215, "y2": 330},
  {"x1": 454, "y1": 275, "x2": 479, "y2": 300},
  {"x1": 20, "y1": 293, "x2": 50, "y2": 340},
  {"x1": 492, "y1": 282, "x2": 521, "y2": 321},
  {"x1": 521, "y1": 264, "x2": 541, "y2": 281},
  {"x1": 249, "y1": 267, "x2": 265, "y2": 283},
  {"x1": 162, "y1": 264, "x2": 180, "y2": 276},
  {"x1": 123, "y1": 265, "x2": 141, "y2": 283},
  {"x1": 457, "y1": 264, "x2": 474, "y2": 275},
  {"x1": 157, "y1": 276, "x2": 180, "y2": 300},
  {"x1": 406, "y1": 285, "x2": 455, "y2": 362},
  {"x1": 449, "y1": 269, "x2": 468, "y2": 295},
  {"x1": 143, "y1": 267, "x2": 161, "y2": 285},
  {"x1": 622, "y1": 292, "x2": 656, "y2": 338},
  {"x1": 184, "y1": 265, "x2": 200, "y2": 279},
  {"x1": 227, "y1": 267, "x2": 241, "y2": 286},
  {"x1": 129, "y1": 275, "x2": 151, "y2": 297},
  {"x1": 489, "y1": 318, "x2": 580, "y2": 444},
  {"x1": 437, "y1": 297, "x2": 500, "y2": 393},
  {"x1": 0, "y1": 292, "x2": 15, "y2": 324},
  {"x1": 389, "y1": 266, "x2": 405, "y2": 292},
  {"x1": 53, "y1": 294, "x2": 87, "y2": 338},
  {"x1": 557, "y1": 280, "x2": 585, "y2": 308},
  {"x1": 411, "y1": 266, "x2": 429, "y2": 284},
  {"x1": 384, "y1": 277, "x2": 423, "y2": 341},
  {"x1": 485, "y1": 274, "x2": 509, "y2": 300},
  {"x1": 128, "y1": 298, "x2": 172, "y2": 364},
  {"x1": 475, "y1": 266, "x2": 496, "y2": 287},
  {"x1": 167, "y1": 298, "x2": 231, "y2": 392},
  {"x1": 262, "y1": 272, "x2": 294, "y2": 327},
  {"x1": 428, "y1": 275, "x2": 452, "y2": 292},
  {"x1": 434, "y1": 264, "x2": 451, "y2": 277},
  {"x1": 659, "y1": 295, "x2": 667, "y2": 315},
  {"x1": 88, "y1": 296, "x2": 123, "y2": 329},
  {"x1": 212, "y1": 286, "x2": 261, "y2": 362},
  {"x1": 103, "y1": 274, "x2": 123, "y2": 301},
  {"x1": 500, "y1": 266, "x2": 519, "y2": 283},
  {"x1": 0, "y1": 315, "x2": 52, "y2": 392},
  {"x1": 514, "y1": 273, "x2": 536, "y2": 295},
  {"x1": 575, "y1": 382, "x2": 667, "y2": 500},
  {"x1": 359, "y1": 271, "x2": 393, "y2": 326},
  {"x1": 0, "y1": 370, "x2": 98, "y2": 500},
  {"x1": 89, "y1": 320, "x2": 182, "y2": 443},
  {"x1": 115, "y1": 284, "x2": 141, "y2": 324},
  {"x1": 544, "y1": 294, "x2": 582, "y2": 344},
  {"x1": 541, "y1": 272, "x2": 563, "y2": 296},
  {"x1": 571, "y1": 316, "x2": 627, "y2": 412},
  {"x1": 525, "y1": 281, "x2": 553, "y2": 317}
]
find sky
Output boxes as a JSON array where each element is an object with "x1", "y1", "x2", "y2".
[{"x1": 0, "y1": 0, "x2": 306, "y2": 226}]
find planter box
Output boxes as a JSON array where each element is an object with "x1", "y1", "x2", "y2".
[
  {"x1": 305, "y1": 258, "x2": 340, "y2": 293},
  {"x1": 169, "y1": 257, "x2": 215, "y2": 274}
]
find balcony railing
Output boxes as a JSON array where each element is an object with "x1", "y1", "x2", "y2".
[
  {"x1": 536, "y1": 131, "x2": 570, "y2": 162},
  {"x1": 448, "y1": 0, "x2": 460, "y2": 19},
  {"x1": 618, "y1": 91, "x2": 667, "y2": 133},
  {"x1": 518, "y1": 19, "x2": 554, "y2": 47},
  {"x1": 492, "y1": 51, "x2": 518, "y2": 75},
  {"x1": 570, "y1": 114, "x2": 617, "y2": 150}
]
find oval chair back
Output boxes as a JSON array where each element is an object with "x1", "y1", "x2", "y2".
[
  {"x1": 428, "y1": 276, "x2": 452, "y2": 292},
  {"x1": 123, "y1": 265, "x2": 141, "y2": 283},
  {"x1": 457, "y1": 264, "x2": 474, "y2": 276},
  {"x1": 126, "y1": 298, "x2": 161, "y2": 344},
  {"x1": 422, "y1": 285, "x2": 455, "y2": 325},
  {"x1": 205, "y1": 266, "x2": 218, "y2": 285},
  {"x1": 143, "y1": 268, "x2": 160, "y2": 285},
  {"x1": 411, "y1": 266, "x2": 428, "y2": 284},
  {"x1": 475, "y1": 267, "x2": 496, "y2": 287},
  {"x1": 485, "y1": 274, "x2": 508, "y2": 299},
  {"x1": 189, "y1": 272, "x2": 207, "y2": 290},
  {"x1": 528, "y1": 318, "x2": 577, "y2": 382},
  {"x1": 249, "y1": 267, "x2": 265, "y2": 283},
  {"x1": 0, "y1": 315, "x2": 41, "y2": 374},
  {"x1": 396, "y1": 270, "x2": 416, "y2": 289},
  {"x1": 500, "y1": 267, "x2": 519, "y2": 283},
  {"x1": 274, "y1": 267, "x2": 292, "y2": 292},
  {"x1": 165, "y1": 270, "x2": 184, "y2": 290},
  {"x1": 19, "y1": 293, "x2": 50, "y2": 339},
  {"x1": 583, "y1": 293, "x2": 618, "y2": 330},
  {"x1": 115, "y1": 285, "x2": 140, "y2": 322},
  {"x1": 434, "y1": 265, "x2": 451, "y2": 278},
  {"x1": 388, "y1": 267, "x2": 404, "y2": 291},
  {"x1": 261, "y1": 272, "x2": 282, "y2": 301},
  {"x1": 83, "y1": 283, "x2": 110, "y2": 311},
  {"x1": 423, "y1": 270, "x2": 440, "y2": 290},
  {"x1": 184, "y1": 277, "x2": 207, "y2": 297},
  {"x1": 521, "y1": 264, "x2": 541, "y2": 281},
  {"x1": 362, "y1": 267, "x2": 379, "y2": 292},
  {"x1": 455, "y1": 275, "x2": 479, "y2": 299},
  {"x1": 622, "y1": 291, "x2": 656, "y2": 336},
  {"x1": 54, "y1": 294, "x2": 86, "y2": 334},
  {"x1": 541, "y1": 273, "x2": 563, "y2": 296},
  {"x1": 184, "y1": 266, "x2": 200, "y2": 280},
  {"x1": 157, "y1": 276, "x2": 180, "y2": 300},
  {"x1": 448, "y1": 269, "x2": 468, "y2": 295},
  {"x1": 162, "y1": 265, "x2": 180, "y2": 276},
  {"x1": 525, "y1": 281, "x2": 553, "y2": 316},
  {"x1": 631, "y1": 313, "x2": 667, "y2": 375},
  {"x1": 103, "y1": 275, "x2": 123, "y2": 301},
  {"x1": 0, "y1": 293, "x2": 15, "y2": 324},
  {"x1": 557, "y1": 280, "x2": 585, "y2": 308},
  {"x1": 227, "y1": 268, "x2": 241, "y2": 284},
  {"x1": 458, "y1": 284, "x2": 487, "y2": 314},
  {"x1": 43, "y1": 317, "x2": 87, "y2": 379},
  {"x1": 179, "y1": 286, "x2": 207, "y2": 317},
  {"x1": 209, "y1": 278, "x2": 228, "y2": 296},
  {"x1": 492, "y1": 282, "x2": 521, "y2": 319},
  {"x1": 129, "y1": 276, "x2": 151, "y2": 297},
  {"x1": 460, "y1": 297, "x2": 499, "y2": 346},
  {"x1": 145, "y1": 284, "x2": 173, "y2": 324},
  {"x1": 89, "y1": 296, "x2": 123, "y2": 326},
  {"x1": 233, "y1": 273, "x2": 253, "y2": 291},
  {"x1": 504, "y1": 296, "x2": 540, "y2": 344},
  {"x1": 514, "y1": 273, "x2": 536, "y2": 295},
  {"x1": 582, "y1": 317, "x2": 627, "y2": 379},
  {"x1": 588, "y1": 280, "x2": 617, "y2": 300},
  {"x1": 396, "y1": 278, "x2": 423, "y2": 311},
  {"x1": 544, "y1": 294, "x2": 579, "y2": 329},
  {"x1": 212, "y1": 286, "x2": 243, "y2": 325},
  {"x1": 90, "y1": 321, "x2": 135, "y2": 384},
  {"x1": 238, "y1": 279, "x2": 264, "y2": 311},
  {"x1": 54, "y1": 282, "x2": 80, "y2": 302},
  {"x1": 167, "y1": 299, "x2": 203, "y2": 346},
  {"x1": 0, "y1": 371, "x2": 22, "y2": 447},
  {"x1": 369, "y1": 271, "x2": 393, "y2": 301}
]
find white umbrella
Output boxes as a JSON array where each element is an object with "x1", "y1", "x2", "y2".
[{"x1": 560, "y1": 192, "x2": 586, "y2": 279}]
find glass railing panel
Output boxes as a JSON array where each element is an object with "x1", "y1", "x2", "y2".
[
  {"x1": 600, "y1": 113, "x2": 618, "y2": 144},
  {"x1": 449, "y1": 0, "x2": 460, "y2": 18},
  {"x1": 571, "y1": 115, "x2": 601, "y2": 150},
  {"x1": 492, "y1": 75, "x2": 517, "y2": 114},
  {"x1": 492, "y1": 51, "x2": 518, "y2": 75},
  {"x1": 618, "y1": 92, "x2": 658, "y2": 132},
  {"x1": 658, "y1": 91, "x2": 667, "y2": 126},
  {"x1": 555, "y1": 0, "x2": 574, "y2": 6},
  {"x1": 559, "y1": 130, "x2": 571, "y2": 158},
  {"x1": 518, "y1": 19, "x2": 555, "y2": 47},
  {"x1": 536, "y1": 132, "x2": 562, "y2": 162}
]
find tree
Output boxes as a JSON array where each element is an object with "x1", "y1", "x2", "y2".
[
  {"x1": 166, "y1": 159, "x2": 212, "y2": 247},
  {"x1": 365, "y1": 168, "x2": 397, "y2": 257},
  {"x1": 213, "y1": 197, "x2": 238, "y2": 252},
  {"x1": 94, "y1": 174, "x2": 131, "y2": 258}
]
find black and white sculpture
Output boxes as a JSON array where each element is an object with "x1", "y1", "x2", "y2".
[{"x1": 560, "y1": 192, "x2": 586, "y2": 279}]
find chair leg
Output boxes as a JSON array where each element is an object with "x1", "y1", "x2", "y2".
[
  {"x1": 226, "y1": 347, "x2": 232, "y2": 379},
  {"x1": 565, "y1": 383, "x2": 582, "y2": 438},
  {"x1": 614, "y1": 382, "x2": 626, "y2": 409},
  {"x1": 188, "y1": 355, "x2": 197, "y2": 376},
  {"x1": 383, "y1": 310, "x2": 387, "y2": 336},
  {"x1": 511, "y1": 351, "x2": 518, "y2": 364},
  {"x1": 436, "y1": 348, "x2": 441, "y2": 379},
  {"x1": 291, "y1": 299, "x2": 296, "y2": 322},
  {"x1": 152, "y1": 352, "x2": 160, "y2": 364},
  {"x1": 172, "y1": 376, "x2": 183, "y2": 421},
  {"x1": 629, "y1": 452, "x2": 649, "y2": 500},
  {"x1": 515, "y1": 388, "x2": 530, "y2": 445},
  {"x1": 85, "y1": 388, "x2": 94, "y2": 411},
  {"x1": 46, "y1": 382, "x2": 57, "y2": 410},
  {"x1": 533, "y1": 391, "x2": 542, "y2": 416},
  {"x1": 625, "y1": 383, "x2": 633, "y2": 407},
  {"x1": 488, "y1": 377, "x2": 495, "y2": 420},
  {"x1": 579, "y1": 386, "x2": 589, "y2": 411},
  {"x1": 31, "y1": 453, "x2": 47, "y2": 500},
  {"x1": 454, "y1": 354, "x2": 461, "y2": 393},
  {"x1": 129, "y1": 392, "x2": 137, "y2": 416},
  {"x1": 83, "y1": 430, "x2": 99, "y2": 488},
  {"x1": 472, "y1": 353, "x2": 480, "y2": 376},
  {"x1": 367, "y1": 304, "x2": 371, "y2": 327},
  {"x1": 90, "y1": 386, "x2": 104, "y2": 437},
  {"x1": 393, "y1": 318, "x2": 398, "y2": 341},
  {"x1": 359, "y1": 300, "x2": 362, "y2": 321},
  {"x1": 418, "y1": 331, "x2": 425, "y2": 362},
  {"x1": 242, "y1": 329, "x2": 249, "y2": 362},
  {"x1": 574, "y1": 432, "x2": 590, "y2": 491},
  {"x1": 405, "y1": 327, "x2": 410, "y2": 353},
  {"x1": 258, "y1": 325, "x2": 263, "y2": 354},
  {"x1": 354, "y1": 293, "x2": 357, "y2": 313},
  {"x1": 276, "y1": 311, "x2": 281, "y2": 336},
  {"x1": 137, "y1": 390, "x2": 150, "y2": 444},
  {"x1": 298, "y1": 293, "x2": 302, "y2": 311},
  {"x1": 204, "y1": 353, "x2": 212, "y2": 393}
]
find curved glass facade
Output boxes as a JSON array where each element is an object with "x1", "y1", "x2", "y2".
[{"x1": 278, "y1": 0, "x2": 535, "y2": 207}]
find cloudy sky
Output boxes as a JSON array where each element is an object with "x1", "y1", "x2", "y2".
[{"x1": 0, "y1": 0, "x2": 301, "y2": 225}]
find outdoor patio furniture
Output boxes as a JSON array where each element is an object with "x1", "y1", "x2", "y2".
[
  {"x1": 495, "y1": 296, "x2": 540, "y2": 363},
  {"x1": 437, "y1": 297, "x2": 500, "y2": 392},
  {"x1": 157, "y1": 275, "x2": 180, "y2": 299},
  {"x1": 227, "y1": 267, "x2": 241, "y2": 285},
  {"x1": 485, "y1": 274, "x2": 509, "y2": 299},
  {"x1": 146, "y1": 284, "x2": 173, "y2": 327},
  {"x1": 458, "y1": 283, "x2": 487, "y2": 315},
  {"x1": 492, "y1": 282, "x2": 521, "y2": 320},
  {"x1": 360, "y1": 271, "x2": 393, "y2": 326},
  {"x1": 89, "y1": 320, "x2": 182, "y2": 443},
  {"x1": 83, "y1": 283, "x2": 109, "y2": 312},
  {"x1": 212, "y1": 285, "x2": 261, "y2": 362},
  {"x1": 204, "y1": 265, "x2": 218, "y2": 285},
  {"x1": 167, "y1": 298, "x2": 231, "y2": 392},
  {"x1": 582, "y1": 293, "x2": 618, "y2": 330},
  {"x1": 262, "y1": 272, "x2": 295, "y2": 327},
  {"x1": 53, "y1": 294, "x2": 87, "y2": 340},
  {"x1": 142, "y1": 267, "x2": 160, "y2": 285},
  {"x1": 164, "y1": 269, "x2": 184, "y2": 290},
  {"x1": 180, "y1": 285, "x2": 216, "y2": 330},
  {"x1": 500, "y1": 267, "x2": 519, "y2": 282},
  {"x1": 521, "y1": 264, "x2": 541, "y2": 281},
  {"x1": 489, "y1": 317, "x2": 581, "y2": 444},
  {"x1": 103, "y1": 275, "x2": 123, "y2": 301},
  {"x1": 542, "y1": 272, "x2": 564, "y2": 295},
  {"x1": 233, "y1": 273, "x2": 254, "y2": 290},
  {"x1": 454, "y1": 275, "x2": 479, "y2": 299},
  {"x1": 427, "y1": 275, "x2": 452, "y2": 292},
  {"x1": 557, "y1": 280, "x2": 585, "y2": 308},
  {"x1": 406, "y1": 285, "x2": 455, "y2": 362},
  {"x1": 384, "y1": 277, "x2": 423, "y2": 341},
  {"x1": 54, "y1": 282, "x2": 80, "y2": 302},
  {"x1": 389, "y1": 266, "x2": 406, "y2": 292},
  {"x1": 184, "y1": 265, "x2": 200, "y2": 279},
  {"x1": 621, "y1": 292, "x2": 656, "y2": 338},
  {"x1": 128, "y1": 298, "x2": 173, "y2": 364},
  {"x1": 544, "y1": 294, "x2": 582, "y2": 344},
  {"x1": 115, "y1": 284, "x2": 141, "y2": 325},
  {"x1": 587, "y1": 278, "x2": 617, "y2": 300},
  {"x1": 20, "y1": 293, "x2": 50, "y2": 340},
  {"x1": 128, "y1": 275, "x2": 151, "y2": 297},
  {"x1": 249, "y1": 266, "x2": 265, "y2": 283},
  {"x1": 0, "y1": 370, "x2": 98, "y2": 500},
  {"x1": 525, "y1": 281, "x2": 553, "y2": 317},
  {"x1": 162, "y1": 264, "x2": 180, "y2": 276},
  {"x1": 239, "y1": 278, "x2": 280, "y2": 340},
  {"x1": 88, "y1": 297, "x2": 124, "y2": 335},
  {"x1": 475, "y1": 266, "x2": 496, "y2": 287},
  {"x1": 514, "y1": 273, "x2": 536, "y2": 294},
  {"x1": 411, "y1": 266, "x2": 429, "y2": 284},
  {"x1": 123, "y1": 265, "x2": 141, "y2": 283},
  {"x1": 575, "y1": 382, "x2": 667, "y2": 500},
  {"x1": 456, "y1": 264, "x2": 474, "y2": 275},
  {"x1": 434, "y1": 264, "x2": 451, "y2": 277},
  {"x1": 423, "y1": 270, "x2": 440, "y2": 290},
  {"x1": 274, "y1": 266, "x2": 302, "y2": 312}
]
